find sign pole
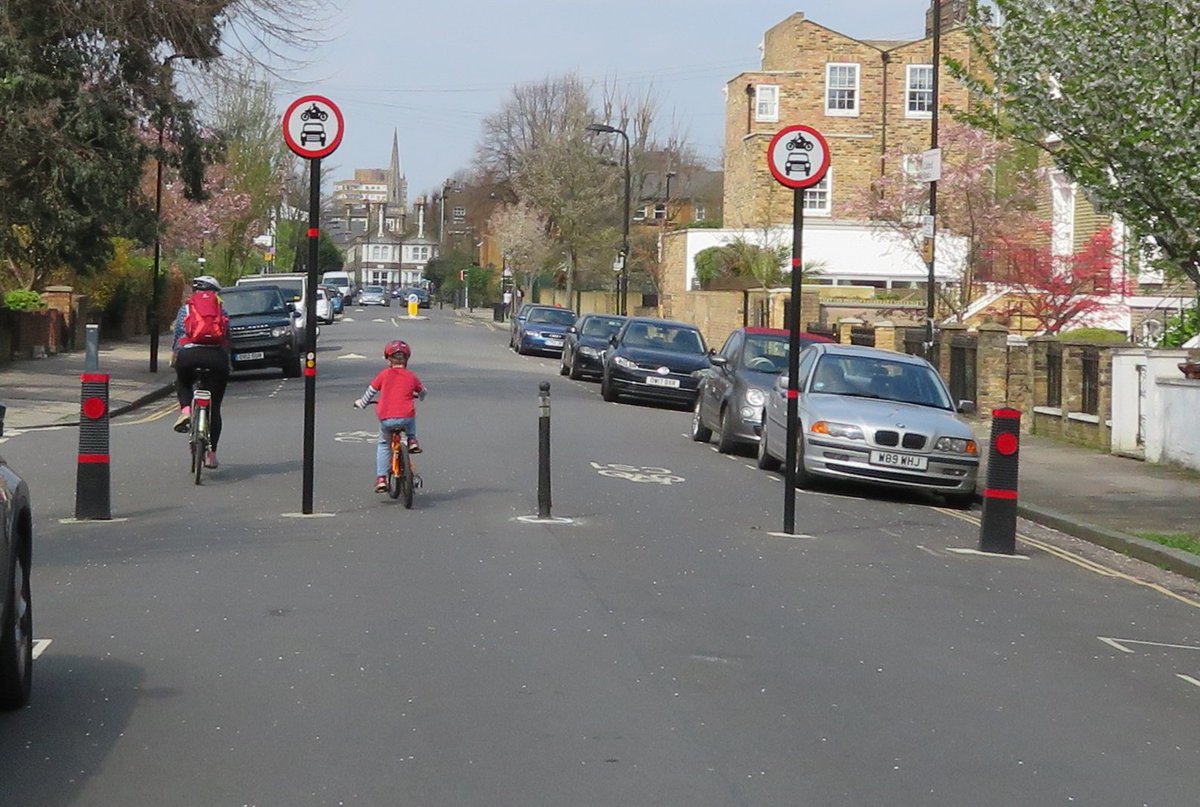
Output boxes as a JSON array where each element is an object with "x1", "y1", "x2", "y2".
[
  {"x1": 783, "y1": 189, "x2": 805, "y2": 535},
  {"x1": 302, "y1": 157, "x2": 320, "y2": 514}
]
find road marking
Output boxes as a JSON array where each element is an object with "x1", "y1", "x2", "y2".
[
  {"x1": 342, "y1": 316, "x2": 355, "y2": 322},
  {"x1": 334, "y1": 430, "x2": 377, "y2": 443},
  {"x1": 766, "y1": 531, "x2": 815, "y2": 539},
  {"x1": 1178, "y1": 674, "x2": 1200, "y2": 688},
  {"x1": 372, "y1": 318, "x2": 387, "y2": 323},
  {"x1": 268, "y1": 380, "x2": 288, "y2": 399},
  {"x1": 591, "y1": 461, "x2": 684, "y2": 485},
  {"x1": 58, "y1": 517, "x2": 130, "y2": 524},
  {"x1": 938, "y1": 508, "x2": 1200, "y2": 609},
  {"x1": 945, "y1": 547, "x2": 1030, "y2": 560},
  {"x1": 1098, "y1": 637, "x2": 1200, "y2": 654},
  {"x1": 517, "y1": 515, "x2": 575, "y2": 525},
  {"x1": 117, "y1": 402, "x2": 176, "y2": 425},
  {"x1": 338, "y1": 353, "x2": 367, "y2": 359},
  {"x1": 281, "y1": 512, "x2": 337, "y2": 519},
  {"x1": 33, "y1": 639, "x2": 51, "y2": 659}
]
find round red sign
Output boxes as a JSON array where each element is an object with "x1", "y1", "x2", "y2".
[
  {"x1": 282, "y1": 95, "x2": 344, "y2": 160},
  {"x1": 766, "y1": 125, "x2": 831, "y2": 190}
]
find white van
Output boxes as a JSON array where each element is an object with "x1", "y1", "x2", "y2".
[{"x1": 321, "y1": 271, "x2": 356, "y2": 304}]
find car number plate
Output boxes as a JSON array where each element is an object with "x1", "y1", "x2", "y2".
[
  {"x1": 869, "y1": 450, "x2": 927, "y2": 470},
  {"x1": 235, "y1": 351, "x2": 265, "y2": 361},
  {"x1": 645, "y1": 376, "x2": 680, "y2": 388},
  {"x1": 546, "y1": 339, "x2": 564, "y2": 347}
]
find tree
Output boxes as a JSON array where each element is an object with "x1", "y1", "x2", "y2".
[
  {"x1": 950, "y1": 0, "x2": 1200, "y2": 288},
  {"x1": 990, "y1": 226, "x2": 1126, "y2": 334},
  {"x1": 849, "y1": 123, "x2": 1042, "y2": 318},
  {"x1": 487, "y1": 201, "x2": 554, "y2": 295},
  {"x1": 0, "y1": 1, "x2": 326, "y2": 291}
]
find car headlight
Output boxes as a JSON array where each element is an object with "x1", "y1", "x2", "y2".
[
  {"x1": 613, "y1": 356, "x2": 638, "y2": 370},
  {"x1": 271, "y1": 326, "x2": 289, "y2": 337},
  {"x1": 578, "y1": 346, "x2": 599, "y2": 357},
  {"x1": 936, "y1": 436, "x2": 979, "y2": 455},
  {"x1": 744, "y1": 388, "x2": 766, "y2": 407},
  {"x1": 811, "y1": 420, "x2": 864, "y2": 440}
]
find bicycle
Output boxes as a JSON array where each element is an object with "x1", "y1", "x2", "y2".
[
  {"x1": 384, "y1": 425, "x2": 420, "y2": 508},
  {"x1": 188, "y1": 368, "x2": 214, "y2": 485}
]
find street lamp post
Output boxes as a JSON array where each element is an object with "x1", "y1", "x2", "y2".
[
  {"x1": 664, "y1": 169, "x2": 677, "y2": 228},
  {"x1": 148, "y1": 52, "x2": 192, "y2": 373},
  {"x1": 587, "y1": 123, "x2": 631, "y2": 316}
]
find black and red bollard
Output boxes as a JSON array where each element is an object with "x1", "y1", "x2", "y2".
[
  {"x1": 74, "y1": 372, "x2": 112, "y2": 520},
  {"x1": 978, "y1": 408, "x2": 1021, "y2": 554}
]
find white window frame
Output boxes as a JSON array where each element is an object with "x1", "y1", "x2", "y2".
[
  {"x1": 906, "y1": 64, "x2": 934, "y2": 118},
  {"x1": 693, "y1": 204, "x2": 706, "y2": 221},
  {"x1": 754, "y1": 84, "x2": 780, "y2": 123},
  {"x1": 802, "y1": 171, "x2": 832, "y2": 216},
  {"x1": 653, "y1": 203, "x2": 667, "y2": 220},
  {"x1": 825, "y1": 63, "x2": 860, "y2": 117}
]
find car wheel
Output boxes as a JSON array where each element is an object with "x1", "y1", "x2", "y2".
[
  {"x1": 601, "y1": 372, "x2": 618, "y2": 403},
  {"x1": 756, "y1": 421, "x2": 780, "y2": 471},
  {"x1": 0, "y1": 534, "x2": 33, "y2": 710},
  {"x1": 716, "y1": 407, "x2": 738, "y2": 454},
  {"x1": 794, "y1": 433, "x2": 813, "y2": 488},
  {"x1": 516, "y1": 339, "x2": 527, "y2": 356},
  {"x1": 567, "y1": 355, "x2": 584, "y2": 380},
  {"x1": 559, "y1": 353, "x2": 569, "y2": 376},
  {"x1": 690, "y1": 397, "x2": 712, "y2": 442}
]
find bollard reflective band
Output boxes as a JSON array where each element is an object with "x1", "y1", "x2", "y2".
[{"x1": 78, "y1": 454, "x2": 110, "y2": 464}]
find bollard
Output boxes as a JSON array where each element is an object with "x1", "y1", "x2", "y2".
[
  {"x1": 538, "y1": 382, "x2": 551, "y2": 518},
  {"x1": 74, "y1": 372, "x2": 112, "y2": 520},
  {"x1": 84, "y1": 323, "x2": 100, "y2": 372},
  {"x1": 978, "y1": 408, "x2": 1021, "y2": 554}
]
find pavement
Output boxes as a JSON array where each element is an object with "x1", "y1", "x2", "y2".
[{"x1": 3, "y1": 319, "x2": 1200, "y2": 582}]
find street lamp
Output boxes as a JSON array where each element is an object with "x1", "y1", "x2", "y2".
[
  {"x1": 587, "y1": 123, "x2": 631, "y2": 316},
  {"x1": 148, "y1": 52, "x2": 193, "y2": 373},
  {"x1": 664, "y1": 169, "x2": 677, "y2": 228}
]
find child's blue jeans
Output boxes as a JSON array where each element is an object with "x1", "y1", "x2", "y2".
[{"x1": 378, "y1": 417, "x2": 416, "y2": 476}]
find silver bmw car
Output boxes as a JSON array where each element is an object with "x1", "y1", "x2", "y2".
[{"x1": 756, "y1": 343, "x2": 979, "y2": 506}]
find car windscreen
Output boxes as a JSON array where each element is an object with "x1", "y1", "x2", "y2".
[
  {"x1": 223, "y1": 290, "x2": 287, "y2": 316},
  {"x1": 741, "y1": 335, "x2": 790, "y2": 373},
  {"x1": 622, "y1": 323, "x2": 706, "y2": 354},
  {"x1": 527, "y1": 308, "x2": 576, "y2": 326},
  {"x1": 258, "y1": 280, "x2": 303, "y2": 303},
  {"x1": 363, "y1": 286, "x2": 384, "y2": 293},
  {"x1": 582, "y1": 317, "x2": 625, "y2": 337},
  {"x1": 809, "y1": 355, "x2": 952, "y2": 409}
]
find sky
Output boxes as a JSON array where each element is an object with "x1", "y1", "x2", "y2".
[{"x1": 262, "y1": 0, "x2": 937, "y2": 199}]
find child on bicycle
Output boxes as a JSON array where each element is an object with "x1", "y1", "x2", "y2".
[{"x1": 354, "y1": 339, "x2": 426, "y2": 492}]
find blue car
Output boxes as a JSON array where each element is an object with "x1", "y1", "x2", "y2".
[{"x1": 514, "y1": 306, "x2": 576, "y2": 356}]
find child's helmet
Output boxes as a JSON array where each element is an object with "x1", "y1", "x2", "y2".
[{"x1": 384, "y1": 340, "x2": 411, "y2": 360}]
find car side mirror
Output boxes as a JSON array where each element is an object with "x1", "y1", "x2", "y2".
[
  {"x1": 710, "y1": 355, "x2": 728, "y2": 368},
  {"x1": 958, "y1": 400, "x2": 977, "y2": 415},
  {"x1": 609, "y1": 335, "x2": 618, "y2": 347},
  {"x1": 778, "y1": 374, "x2": 789, "y2": 391}
]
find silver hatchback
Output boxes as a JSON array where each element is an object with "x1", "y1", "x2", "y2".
[{"x1": 757, "y1": 343, "x2": 979, "y2": 506}]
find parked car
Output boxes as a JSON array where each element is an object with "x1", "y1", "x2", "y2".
[
  {"x1": 600, "y1": 317, "x2": 710, "y2": 407},
  {"x1": 757, "y1": 343, "x2": 979, "y2": 506},
  {"x1": 320, "y1": 284, "x2": 345, "y2": 316},
  {"x1": 321, "y1": 270, "x2": 356, "y2": 304},
  {"x1": 692, "y1": 327, "x2": 835, "y2": 453},
  {"x1": 513, "y1": 305, "x2": 577, "y2": 356},
  {"x1": 358, "y1": 285, "x2": 390, "y2": 306},
  {"x1": 0, "y1": 411, "x2": 33, "y2": 710},
  {"x1": 508, "y1": 303, "x2": 538, "y2": 348},
  {"x1": 560, "y1": 314, "x2": 626, "y2": 380},
  {"x1": 221, "y1": 285, "x2": 302, "y2": 377}
]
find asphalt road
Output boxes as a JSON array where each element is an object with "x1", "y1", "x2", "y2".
[{"x1": 1, "y1": 308, "x2": 1198, "y2": 806}]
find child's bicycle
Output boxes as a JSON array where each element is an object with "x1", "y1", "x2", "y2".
[
  {"x1": 384, "y1": 425, "x2": 420, "y2": 508},
  {"x1": 188, "y1": 368, "x2": 214, "y2": 485}
]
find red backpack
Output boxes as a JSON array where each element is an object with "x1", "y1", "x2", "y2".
[{"x1": 183, "y1": 291, "x2": 228, "y2": 346}]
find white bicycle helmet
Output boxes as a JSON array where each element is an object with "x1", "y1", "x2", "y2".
[{"x1": 192, "y1": 275, "x2": 221, "y2": 291}]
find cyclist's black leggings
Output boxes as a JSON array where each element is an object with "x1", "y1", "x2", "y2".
[{"x1": 175, "y1": 347, "x2": 230, "y2": 451}]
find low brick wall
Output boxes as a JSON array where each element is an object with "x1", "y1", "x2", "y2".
[{"x1": 4, "y1": 308, "x2": 65, "y2": 359}]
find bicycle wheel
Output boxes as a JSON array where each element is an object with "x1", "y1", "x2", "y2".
[
  {"x1": 193, "y1": 410, "x2": 208, "y2": 485},
  {"x1": 400, "y1": 442, "x2": 414, "y2": 509},
  {"x1": 387, "y1": 434, "x2": 402, "y2": 499}
]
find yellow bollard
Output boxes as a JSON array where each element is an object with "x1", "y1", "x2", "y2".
[{"x1": 407, "y1": 296, "x2": 418, "y2": 317}]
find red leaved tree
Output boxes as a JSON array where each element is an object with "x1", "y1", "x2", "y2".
[{"x1": 987, "y1": 225, "x2": 1128, "y2": 334}]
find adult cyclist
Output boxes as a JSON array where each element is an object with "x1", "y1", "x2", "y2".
[{"x1": 171, "y1": 275, "x2": 231, "y2": 469}]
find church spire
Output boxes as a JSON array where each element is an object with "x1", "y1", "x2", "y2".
[{"x1": 388, "y1": 130, "x2": 406, "y2": 209}]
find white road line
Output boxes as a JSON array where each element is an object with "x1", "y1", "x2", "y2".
[
  {"x1": 32, "y1": 639, "x2": 51, "y2": 659},
  {"x1": 1177, "y1": 674, "x2": 1200, "y2": 688},
  {"x1": 1099, "y1": 637, "x2": 1134, "y2": 653},
  {"x1": 1098, "y1": 637, "x2": 1200, "y2": 653}
]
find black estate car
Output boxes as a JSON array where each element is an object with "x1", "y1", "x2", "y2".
[
  {"x1": 600, "y1": 317, "x2": 710, "y2": 406},
  {"x1": 559, "y1": 314, "x2": 626, "y2": 380},
  {"x1": 222, "y1": 285, "x2": 302, "y2": 377},
  {"x1": 0, "y1": 408, "x2": 33, "y2": 710}
]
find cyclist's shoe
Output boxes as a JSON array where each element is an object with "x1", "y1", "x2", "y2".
[
  {"x1": 173, "y1": 406, "x2": 191, "y2": 433},
  {"x1": 374, "y1": 475, "x2": 388, "y2": 492},
  {"x1": 204, "y1": 450, "x2": 218, "y2": 469},
  {"x1": 408, "y1": 438, "x2": 422, "y2": 454}
]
